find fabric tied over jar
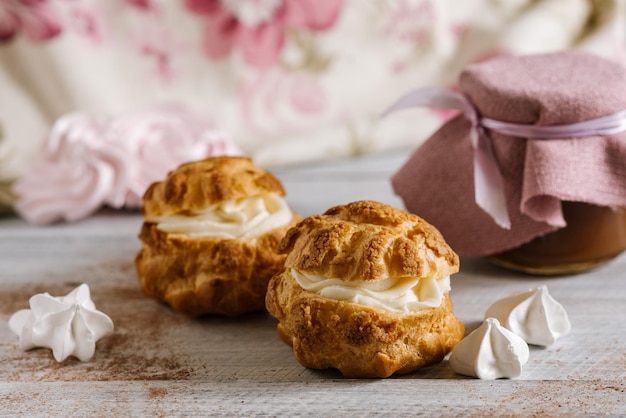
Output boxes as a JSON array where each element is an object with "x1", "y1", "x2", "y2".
[{"x1": 388, "y1": 51, "x2": 626, "y2": 274}]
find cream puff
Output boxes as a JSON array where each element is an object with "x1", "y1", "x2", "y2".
[
  {"x1": 135, "y1": 156, "x2": 300, "y2": 316},
  {"x1": 266, "y1": 200, "x2": 464, "y2": 378}
]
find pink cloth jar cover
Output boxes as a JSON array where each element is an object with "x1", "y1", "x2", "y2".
[{"x1": 392, "y1": 51, "x2": 626, "y2": 255}]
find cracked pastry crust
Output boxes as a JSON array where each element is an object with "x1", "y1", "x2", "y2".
[
  {"x1": 135, "y1": 156, "x2": 299, "y2": 316},
  {"x1": 265, "y1": 200, "x2": 464, "y2": 377},
  {"x1": 142, "y1": 156, "x2": 286, "y2": 218}
]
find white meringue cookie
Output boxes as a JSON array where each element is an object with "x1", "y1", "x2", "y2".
[
  {"x1": 449, "y1": 318, "x2": 530, "y2": 380},
  {"x1": 485, "y1": 285, "x2": 571, "y2": 346},
  {"x1": 8, "y1": 284, "x2": 114, "y2": 362}
]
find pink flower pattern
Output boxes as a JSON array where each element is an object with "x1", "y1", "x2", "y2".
[
  {"x1": 68, "y1": 6, "x2": 101, "y2": 44},
  {"x1": 240, "y1": 70, "x2": 329, "y2": 137},
  {"x1": 184, "y1": 0, "x2": 342, "y2": 68},
  {"x1": 5, "y1": 0, "x2": 617, "y2": 226},
  {"x1": 0, "y1": 0, "x2": 62, "y2": 43},
  {"x1": 124, "y1": 0, "x2": 156, "y2": 12}
]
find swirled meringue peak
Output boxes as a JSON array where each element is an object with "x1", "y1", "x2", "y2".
[
  {"x1": 107, "y1": 104, "x2": 240, "y2": 208},
  {"x1": 13, "y1": 105, "x2": 240, "y2": 224},
  {"x1": 484, "y1": 285, "x2": 571, "y2": 346},
  {"x1": 449, "y1": 318, "x2": 530, "y2": 380},
  {"x1": 8, "y1": 284, "x2": 114, "y2": 362},
  {"x1": 13, "y1": 112, "x2": 131, "y2": 225}
]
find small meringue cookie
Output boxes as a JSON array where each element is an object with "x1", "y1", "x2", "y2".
[
  {"x1": 107, "y1": 104, "x2": 240, "y2": 208},
  {"x1": 449, "y1": 318, "x2": 530, "y2": 380},
  {"x1": 13, "y1": 112, "x2": 131, "y2": 225},
  {"x1": 485, "y1": 285, "x2": 571, "y2": 346},
  {"x1": 8, "y1": 284, "x2": 114, "y2": 362},
  {"x1": 13, "y1": 105, "x2": 240, "y2": 224}
]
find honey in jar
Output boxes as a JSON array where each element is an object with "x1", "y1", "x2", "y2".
[
  {"x1": 389, "y1": 52, "x2": 626, "y2": 275},
  {"x1": 489, "y1": 202, "x2": 626, "y2": 275}
]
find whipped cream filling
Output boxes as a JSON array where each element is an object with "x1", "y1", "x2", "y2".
[
  {"x1": 153, "y1": 192, "x2": 292, "y2": 240},
  {"x1": 485, "y1": 285, "x2": 571, "y2": 346},
  {"x1": 449, "y1": 318, "x2": 530, "y2": 380},
  {"x1": 291, "y1": 269, "x2": 450, "y2": 313}
]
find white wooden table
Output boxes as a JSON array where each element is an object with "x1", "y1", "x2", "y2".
[{"x1": 1, "y1": 151, "x2": 625, "y2": 417}]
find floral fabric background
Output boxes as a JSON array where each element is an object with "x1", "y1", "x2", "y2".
[{"x1": 1, "y1": 0, "x2": 626, "y2": 213}]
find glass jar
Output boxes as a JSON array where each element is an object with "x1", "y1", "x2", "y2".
[{"x1": 489, "y1": 202, "x2": 626, "y2": 275}]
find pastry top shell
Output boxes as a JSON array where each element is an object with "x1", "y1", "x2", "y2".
[
  {"x1": 278, "y1": 200, "x2": 459, "y2": 282},
  {"x1": 142, "y1": 156, "x2": 286, "y2": 218}
]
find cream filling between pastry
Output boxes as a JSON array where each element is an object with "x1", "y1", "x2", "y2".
[
  {"x1": 152, "y1": 192, "x2": 292, "y2": 240},
  {"x1": 291, "y1": 269, "x2": 451, "y2": 313}
]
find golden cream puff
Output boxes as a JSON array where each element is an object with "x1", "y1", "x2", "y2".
[
  {"x1": 136, "y1": 156, "x2": 300, "y2": 316},
  {"x1": 266, "y1": 200, "x2": 464, "y2": 378}
]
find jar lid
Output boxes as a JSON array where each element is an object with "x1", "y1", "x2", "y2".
[{"x1": 392, "y1": 51, "x2": 626, "y2": 255}]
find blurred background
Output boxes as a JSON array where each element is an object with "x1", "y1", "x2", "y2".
[{"x1": 1, "y1": 0, "x2": 625, "y2": 217}]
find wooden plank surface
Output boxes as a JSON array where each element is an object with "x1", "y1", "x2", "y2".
[{"x1": 1, "y1": 151, "x2": 625, "y2": 417}]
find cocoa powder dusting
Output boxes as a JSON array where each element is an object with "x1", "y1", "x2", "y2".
[
  {"x1": 0, "y1": 259, "x2": 196, "y2": 382},
  {"x1": 149, "y1": 387, "x2": 169, "y2": 399}
]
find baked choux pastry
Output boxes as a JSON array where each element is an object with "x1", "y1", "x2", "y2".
[
  {"x1": 266, "y1": 200, "x2": 464, "y2": 378},
  {"x1": 136, "y1": 156, "x2": 300, "y2": 316}
]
